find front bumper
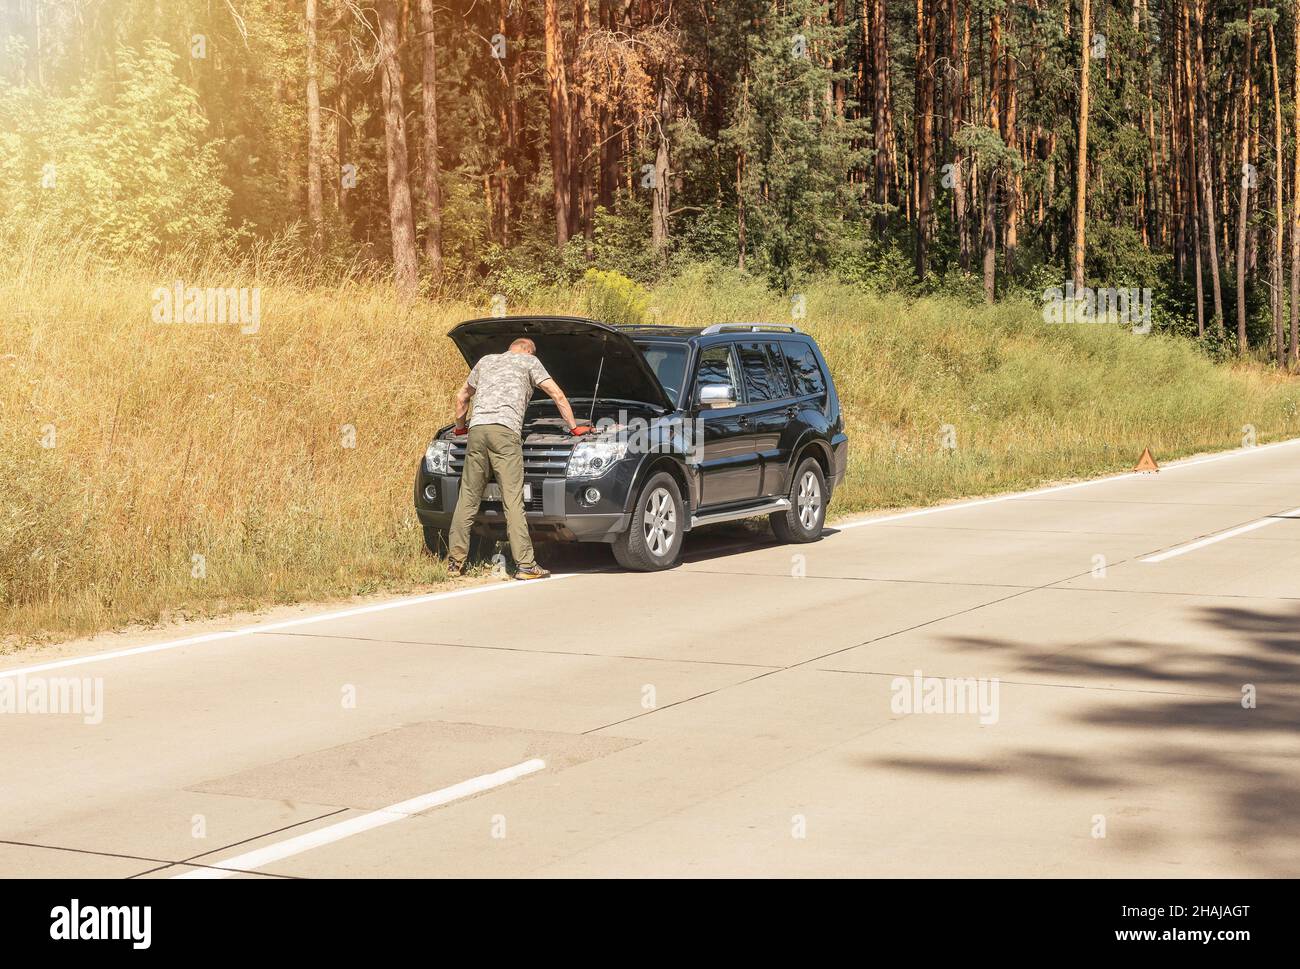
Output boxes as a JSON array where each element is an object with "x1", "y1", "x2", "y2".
[{"x1": 414, "y1": 464, "x2": 634, "y2": 543}]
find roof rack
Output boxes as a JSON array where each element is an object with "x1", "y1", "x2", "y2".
[{"x1": 699, "y1": 323, "x2": 802, "y2": 335}]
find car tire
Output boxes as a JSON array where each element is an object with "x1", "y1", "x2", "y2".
[
  {"x1": 770, "y1": 457, "x2": 827, "y2": 543},
  {"x1": 612, "y1": 471, "x2": 685, "y2": 571}
]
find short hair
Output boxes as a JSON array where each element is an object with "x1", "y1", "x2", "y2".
[{"x1": 509, "y1": 337, "x2": 536, "y2": 354}]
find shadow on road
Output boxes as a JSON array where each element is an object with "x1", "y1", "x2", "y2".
[
  {"x1": 866, "y1": 603, "x2": 1300, "y2": 874},
  {"x1": 535, "y1": 519, "x2": 830, "y2": 571}
]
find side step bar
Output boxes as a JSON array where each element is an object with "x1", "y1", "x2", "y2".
[{"x1": 690, "y1": 498, "x2": 790, "y2": 529}]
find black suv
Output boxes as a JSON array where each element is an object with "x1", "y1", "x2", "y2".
[{"x1": 415, "y1": 315, "x2": 848, "y2": 571}]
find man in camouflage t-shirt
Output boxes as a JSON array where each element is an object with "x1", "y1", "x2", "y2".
[{"x1": 446, "y1": 337, "x2": 594, "y2": 580}]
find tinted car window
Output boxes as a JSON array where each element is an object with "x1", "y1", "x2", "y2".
[
  {"x1": 636, "y1": 342, "x2": 688, "y2": 405},
  {"x1": 696, "y1": 344, "x2": 739, "y2": 391},
  {"x1": 783, "y1": 342, "x2": 827, "y2": 396},
  {"x1": 763, "y1": 342, "x2": 793, "y2": 398},
  {"x1": 737, "y1": 342, "x2": 780, "y2": 402}
]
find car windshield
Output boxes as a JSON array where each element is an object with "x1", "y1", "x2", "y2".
[{"x1": 636, "y1": 342, "x2": 688, "y2": 406}]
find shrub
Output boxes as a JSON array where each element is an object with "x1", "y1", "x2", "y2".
[
  {"x1": 0, "y1": 41, "x2": 230, "y2": 259},
  {"x1": 583, "y1": 268, "x2": 651, "y2": 325}
]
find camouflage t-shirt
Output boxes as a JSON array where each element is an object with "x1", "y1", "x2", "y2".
[{"x1": 467, "y1": 351, "x2": 552, "y2": 435}]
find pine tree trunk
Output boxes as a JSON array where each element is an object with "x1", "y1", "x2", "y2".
[
  {"x1": 1182, "y1": 3, "x2": 1205, "y2": 335},
  {"x1": 871, "y1": 0, "x2": 894, "y2": 235},
  {"x1": 1268, "y1": 21, "x2": 1284, "y2": 365},
  {"x1": 1072, "y1": 0, "x2": 1091, "y2": 292},
  {"x1": 1194, "y1": 0, "x2": 1225, "y2": 330},
  {"x1": 1235, "y1": 3, "x2": 1254, "y2": 354},
  {"x1": 418, "y1": 0, "x2": 443, "y2": 282},
  {"x1": 544, "y1": 0, "x2": 571, "y2": 246},
  {"x1": 954, "y1": 0, "x2": 971, "y2": 271},
  {"x1": 651, "y1": 73, "x2": 673, "y2": 254},
  {"x1": 983, "y1": 171, "x2": 998, "y2": 303},
  {"x1": 1003, "y1": 9, "x2": 1019, "y2": 279},
  {"x1": 378, "y1": 0, "x2": 419, "y2": 298},
  {"x1": 737, "y1": 149, "x2": 747, "y2": 271},
  {"x1": 305, "y1": 0, "x2": 323, "y2": 247},
  {"x1": 575, "y1": 0, "x2": 594, "y2": 255},
  {"x1": 598, "y1": 0, "x2": 617, "y2": 210},
  {"x1": 914, "y1": 0, "x2": 934, "y2": 279},
  {"x1": 501, "y1": 0, "x2": 522, "y2": 242},
  {"x1": 955, "y1": 157, "x2": 970, "y2": 272},
  {"x1": 1045, "y1": 132, "x2": 1056, "y2": 259},
  {"x1": 1292, "y1": 0, "x2": 1300, "y2": 367},
  {"x1": 336, "y1": 39, "x2": 351, "y2": 232}
]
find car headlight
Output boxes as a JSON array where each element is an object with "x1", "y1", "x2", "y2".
[
  {"x1": 566, "y1": 437, "x2": 628, "y2": 478},
  {"x1": 424, "y1": 438, "x2": 452, "y2": 474}
]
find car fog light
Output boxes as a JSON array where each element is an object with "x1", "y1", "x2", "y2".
[
  {"x1": 584, "y1": 487, "x2": 601, "y2": 504},
  {"x1": 424, "y1": 484, "x2": 438, "y2": 501}
]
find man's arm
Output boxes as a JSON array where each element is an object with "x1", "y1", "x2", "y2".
[
  {"x1": 537, "y1": 378, "x2": 588, "y2": 432},
  {"x1": 453, "y1": 381, "x2": 475, "y2": 431}
]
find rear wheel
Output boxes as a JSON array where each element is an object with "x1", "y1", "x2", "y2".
[
  {"x1": 612, "y1": 472, "x2": 684, "y2": 571},
  {"x1": 770, "y1": 457, "x2": 826, "y2": 543}
]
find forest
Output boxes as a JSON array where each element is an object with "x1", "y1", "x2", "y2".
[
  {"x1": 4, "y1": 0, "x2": 1300, "y2": 363},
  {"x1": 10, "y1": 1, "x2": 1300, "y2": 641}
]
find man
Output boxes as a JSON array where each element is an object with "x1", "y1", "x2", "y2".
[{"x1": 446, "y1": 337, "x2": 593, "y2": 580}]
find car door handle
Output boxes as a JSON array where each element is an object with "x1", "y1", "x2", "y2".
[{"x1": 737, "y1": 416, "x2": 751, "y2": 428}]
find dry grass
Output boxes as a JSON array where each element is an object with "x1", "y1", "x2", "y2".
[{"x1": 3, "y1": 243, "x2": 1299, "y2": 646}]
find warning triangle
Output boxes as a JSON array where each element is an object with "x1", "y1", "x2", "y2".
[{"x1": 1134, "y1": 447, "x2": 1159, "y2": 472}]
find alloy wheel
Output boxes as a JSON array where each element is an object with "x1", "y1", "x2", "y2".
[
  {"x1": 797, "y1": 470, "x2": 822, "y2": 531},
  {"x1": 642, "y1": 486, "x2": 677, "y2": 557}
]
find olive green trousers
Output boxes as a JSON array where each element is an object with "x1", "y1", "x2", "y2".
[{"x1": 447, "y1": 423, "x2": 536, "y2": 569}]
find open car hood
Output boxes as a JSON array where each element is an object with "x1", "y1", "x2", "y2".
[{"x1": 447, "y1": 315, "x2": 674, "y2": 411}]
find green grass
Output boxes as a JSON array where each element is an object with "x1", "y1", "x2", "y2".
[{"x1": 3, "y1": 245, "x2": 1299, "y2": 647}]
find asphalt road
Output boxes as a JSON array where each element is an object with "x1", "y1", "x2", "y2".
[{"x1": 4, "y1": 439, "x2": 1300, "y2": 878}]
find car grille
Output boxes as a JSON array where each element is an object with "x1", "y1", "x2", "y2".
[{"x1": 449, "y1": 440, "x2": 573, "y2": 478}]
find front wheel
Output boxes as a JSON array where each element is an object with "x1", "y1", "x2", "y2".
[
  {"x1": 770, "y1": 457, "x2": 827, "y2": 543},
  {"x1": 612, "y1": 471, "x2": 685, "y2": 571}
]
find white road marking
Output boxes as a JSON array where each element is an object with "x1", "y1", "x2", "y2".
[
  {"x1": 172, "y1": 758, "x2": 547, "y2": 879},
  {"x1": 7, "y1": 436, "x2": 1299, "y2": 680},
  {"x1": 1157, "y1": 436, "x2": 1300, "y2": 471},
  {"x1": 0, "y1": 574, "x2": 579, "y2": 680},
  {"x1": 835, "y1": 474, "x2": 1140, "y2": 530},
  {"x1": 1140, "y1": 507, "x2": 1300, "y2": 563},
  {"x1": 836, "y1": 436, "x2": 1300, "y2": 532}
]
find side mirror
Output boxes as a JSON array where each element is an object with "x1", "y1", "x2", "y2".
[{"x1": 697, "y1": 383, "x2": 737, "y2": 408}]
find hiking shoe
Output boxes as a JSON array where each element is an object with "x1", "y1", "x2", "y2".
[
  {"x1": 446, "y1": 557, "x2": 464, "y2": 577},
  {"x1": 514, "y1": 565, "x2": 551, "y2": 581}
]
